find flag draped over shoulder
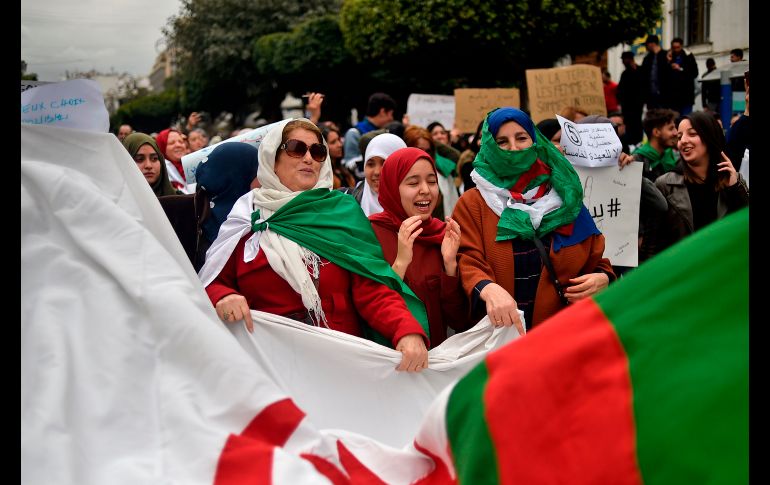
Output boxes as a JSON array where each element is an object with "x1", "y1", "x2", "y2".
[{"x1": 22, "y1": 122, "x2": 747, "y2": 484}]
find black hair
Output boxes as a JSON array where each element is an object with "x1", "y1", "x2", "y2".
[
  {"x1": 671, "y1": 37, "x2": 684, "y2": 45},
  {"x1": 730, "y1": 48, "x2": 744, "y2": 59},
  {"x1": 680, "y1": 111, "x2": 727, "y2": 188},
  {"x1": 643, "y1": 108, "x2": 678, "y2": 139},
  {"x1": 365, "y1": 92, "x2": 397, "y2": 117},
  {"x1": 426, "y1": 121, "x2": 446, "y2": 133}
]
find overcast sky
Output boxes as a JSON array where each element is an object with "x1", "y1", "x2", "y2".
[{"x1": 21, "y1": 0, "x2": 183, "y2": 82}]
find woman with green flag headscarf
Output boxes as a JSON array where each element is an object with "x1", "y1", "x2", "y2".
[
  {"x1": 453, "y1": 107, "x2": 615, "y2": 333},
  {"x1": 198, "y1": 118, "x2": 429, "y2": 372}
]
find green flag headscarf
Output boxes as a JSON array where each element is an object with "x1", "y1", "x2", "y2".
[
  {"x1": 472, "y1": 107, "x2": 583, "y2": 241},
  {"x1": 633, "y1": 143, "x2": 678, "y2": 172},
  {"x1": 251, "y1": 188, "x2": 429, "y2": 347}
]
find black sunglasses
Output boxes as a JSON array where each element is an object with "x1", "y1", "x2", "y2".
[{"x1": 279, "y1": 139, "x2": 327, "y2": 163}]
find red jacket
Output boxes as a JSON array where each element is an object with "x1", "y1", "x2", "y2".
[
  {"x1": 371, "y1": 222, "x2": 472, "y2": 346},
  {"x1": 206, "y1": 235, "x2": 427, "y2": 347},
  {"x1": 604, "y1": 81, "x2": 619, "y2": 112}
]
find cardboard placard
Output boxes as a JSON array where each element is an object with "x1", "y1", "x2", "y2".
[
  {"x1": 526, "y1": 65, "x2": 606, "y2": 123},
  {"x1": 453, "y1": 88, "x2": 520, "y2": 133}
]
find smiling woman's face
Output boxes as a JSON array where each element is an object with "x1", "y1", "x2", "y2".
[{"x1": 274, "y1": 128, "x2": 322, "y2": 191}]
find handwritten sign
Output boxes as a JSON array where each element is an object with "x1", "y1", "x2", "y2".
[
  {"x1": 454, "y1": 88, "x2": 520, "y2": 133},
  {"x1": 21, "y1": 79, "x2": 109, "y2": 133},
  {"x1": 181, "y1": 121, "x2": 281, "y2": 184},
  {"x1": 526, "y1": 65, "x2": 606, "y2": 123},
  {"x1": 557, "y1": 115, "x2": 621, "y2": 167},
  {"x1": 572, "y1": 163, "x2": 642, "y2": 267},
  {"x1": 406, "y1": 94, "x2": 455, "y2": 130}
]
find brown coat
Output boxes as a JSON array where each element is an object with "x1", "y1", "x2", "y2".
[{"x1": 452, "y1": 188, "x2": 614, "y2": 326}]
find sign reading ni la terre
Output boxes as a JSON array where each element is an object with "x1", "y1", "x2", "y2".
[
  {"x1": 526, "y1": 65, "x2": 606, "y2": 124},
  {"x1": 453, "y1": 88, "x2": 520, "y2": 133},
  {"x1": 406, "y1": 94, "x2": 455, "y2": 130},
  {"x1": 572, "y1": 163, "x2": 642, "y2": 267}
]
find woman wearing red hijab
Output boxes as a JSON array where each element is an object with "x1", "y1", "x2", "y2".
[
  {"x1": 156, "y1": 128, "x2": 191, "y2": 193},
  {"x1": 369, "y1": 147, "x2": 471, "y2": 346}
]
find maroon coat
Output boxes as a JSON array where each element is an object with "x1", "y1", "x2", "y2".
[
  {"x1": 371, "y1": 222, "x2": 472, "y2": 346},
  {"x1": 206, "y1": 235, "x2": 427, "y2": 347}
]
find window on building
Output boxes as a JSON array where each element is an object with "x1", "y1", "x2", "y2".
[{"x1": 672, "y1": 0, "x2": 711, "y2": 45}]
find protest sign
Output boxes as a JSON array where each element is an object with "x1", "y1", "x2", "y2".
[
  {"x1": 21, "y1": 79, "x2": 109, "y2": 132},
  {"x1": 454, "y1": 88, "x2": 520, "y2": 133},
  {"x1": 572, "y1": 163, "x2": 642, "y2": 267},
  {"x1": 21, "y1": 80, "x2": 50, "y2": 93},
  {"x1": 406, "y1": 93, "x2": 455, "y2": 130},
  {"x1": 557, "y1": 114, "x2": 622, "y2": 168},
  {"x1": 526, "y1": 65, "x2": 606, "y2": 123}
]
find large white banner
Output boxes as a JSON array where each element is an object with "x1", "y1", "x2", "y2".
[
  {"x1": 21, "y1": 123, "x2": 519, "y2": 483},
  {"x1": 406, "y1": 93, "x2": 455, "y2": 130},
  {"x1": 572, "y1": 163, "x2": 643, "y2": 267}
]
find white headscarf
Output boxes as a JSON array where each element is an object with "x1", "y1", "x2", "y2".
[
  {"x1": 199, "y1": 118, "x2": 333, "y2": 323},
  {"x1": 360, "y1": 133, "x2": 406, "y2": 216}
]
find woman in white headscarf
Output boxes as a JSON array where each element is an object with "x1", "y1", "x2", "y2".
[
  {"x1": 345, "y1": 133, "x2": 406, "y2": 216},
  {"x1": 198, "y1": 119, "x2": 429, "y2": 372}
]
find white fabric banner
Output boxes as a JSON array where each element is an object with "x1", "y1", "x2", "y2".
[{"x1": 21, "y1": 123, "x2": 519, "y2": 483}]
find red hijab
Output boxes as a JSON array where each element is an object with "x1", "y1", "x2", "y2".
[
  {"x1": 155, "y1": 128, "x2": 186, "y2": 181},
  {"x1": 369, "y1": 147, "x2": 446, "y2": 245}
]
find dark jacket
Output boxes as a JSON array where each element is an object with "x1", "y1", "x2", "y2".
[
  {"x1": 668, "y1": 50, "x2": 699, "y2": 107},
  {"x1": 158, "y1": 190, "x2": 212, "y2": 272},
  {"x1": 641, "y1": 49, "x2": 671, "y2": 108},
  {"x1": 644, "y1": 168, "x2": 749, "y2": 256}
]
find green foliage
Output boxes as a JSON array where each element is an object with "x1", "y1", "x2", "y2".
[
  {"x1": 112, "y1": 89, "x2": 181, "y2": 133},
  {"x1": 340, "y1": 0, "x2": 661, "y2": 91},
  {"x1": 164, "y1": 0, "x2": 342, "y2": 117}
]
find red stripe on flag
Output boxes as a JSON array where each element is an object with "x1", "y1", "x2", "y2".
[
  {"x1": 483, "y1": 299, "x2": 642, "y2": 484},
  {"x1": 510, "y1": 159, "x2": 550, "y2": 194},
  {"x1": 214, "y1": 399, "x2": 306, "y2": 485},
  {"x1": 214, "y1": 434, "x2": 275, "y2": 485},
  {"x1": 300, "y1": 453, "x2": 350, "y2": 485},
  {"x1": 240, "y1": 398, "x2": 306, "y2": 446},
  {"x1": 412, "y1": 442, "x2": 457, "y2": 485},
  {"x1": 337, "y1": 440, "x2": 388, "y2": 485}
]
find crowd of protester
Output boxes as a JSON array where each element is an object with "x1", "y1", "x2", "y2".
[{"x1": 115, "y1": 38, "x2": 748, "y2": 372}]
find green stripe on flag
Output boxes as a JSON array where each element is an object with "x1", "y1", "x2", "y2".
[
  {"x1": 596, "y1": 208, "x2": 748, "y2": 483},
  {"x1": 446, "y1": 362, "x2": 499, "y2": 485}
]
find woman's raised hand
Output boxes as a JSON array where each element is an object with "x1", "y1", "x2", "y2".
[
  {"x1": 718, "y1": 151, "x2": 738, "y2": 186},
  {"x1": 441, "y1": 217, "x2": 461, "y2": 276},
  {"x1": 392, "y1": 215, "x2": 423, "y2": 278}
]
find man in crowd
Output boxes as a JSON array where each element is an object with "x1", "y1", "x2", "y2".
[
  {"x1": 342, "y1": 93, "x2": 396, "y2": 180},
  {"x1": 667, "y1": 37, "x2": 699, "y2": 115}
]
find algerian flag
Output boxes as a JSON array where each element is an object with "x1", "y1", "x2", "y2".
[
  {"x1": 22, "y1": 121, "x2": 747, "y2": 483},
  {"x1": 440, "y1": 207, "x2": 748, "y2": 483}
]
